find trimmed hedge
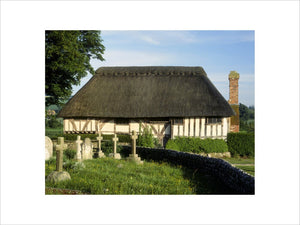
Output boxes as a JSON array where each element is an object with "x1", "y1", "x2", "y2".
[
  {"x1": 227, "y1": 132, "x2": 254, "y2": 157},
  {"x1": 165, "y1": 137, "x2": 228, "y2": 154}
]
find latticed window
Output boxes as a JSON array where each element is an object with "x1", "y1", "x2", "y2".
[{"x1": 206, "y1": 117, "x2": 222, "y2": 124}]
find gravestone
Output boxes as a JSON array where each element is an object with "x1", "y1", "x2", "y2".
[
  {"x1": 75, "y1": 136, "x2": 83, "y2": 161},
  {"x1": 46, "y1": 137, "x2": 71, "y2": 183},
  {"x1": 55, "y1": 137, "x2": 68, "y2": 172},
  {"x1": 81, "y1": 138, "x2": 93, "y2": 160},
  {"x1": 97, "y1": 132, "x2": 105, "y2": 158},
  {"x1": 127, "y1": 130, "x2": 143, "y2": 164},
  {"x1": 109, "y1": 134, "x2": 121, "y2": 159},
  {"x1": 45, "y1": 136, "x2": 53, "y2": 160}
]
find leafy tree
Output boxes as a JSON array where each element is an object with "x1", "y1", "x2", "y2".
[
  {"x1": 45, "y1": 30, "x2": 105, "y2": 106},
  {"x1": 137, "y1": 124, "x2": 155, "y2": 148},
  {"x1": 239, "y1": 103, "x2": 250, "y2": 121}
]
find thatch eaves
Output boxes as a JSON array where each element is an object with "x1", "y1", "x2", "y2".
[{"x1": 58, "y1": 66, "x2": 234, "y2": 118}]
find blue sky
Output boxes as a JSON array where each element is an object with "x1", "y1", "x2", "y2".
[{"x1": 73, "y1": 30, "x2": 254, "y2": 106}]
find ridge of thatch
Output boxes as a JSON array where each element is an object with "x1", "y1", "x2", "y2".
[{"x1": 58, "y1": 66, "x2": 234, "y2": 118}]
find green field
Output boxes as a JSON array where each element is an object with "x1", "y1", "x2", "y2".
[
  {"x1": 45, "y1": 127, "x2": 63, "y2": 138},
  {"x1": 45, "y1": 157, "x2": 235, "y2": 194},
  {"x1": 234, "y1": 165, "x2": 255, "y2": 176},
  {"x1": 224, "y1": 157, "x2": 254, "y2": 165},
  {"x1": 223, "y1": 157, "x2": 255, "y2": 176}
]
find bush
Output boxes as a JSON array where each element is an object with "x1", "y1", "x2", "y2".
[
  {"x1": 101, "y1": 140, "x2": 123, "y2": 155},
  {"x1": 64, "y1": 149, "x2": 77, "y2": 160},
  {"x1": 165, "y1": 137, "x2": 228, "y2": 154},
  {"x1": 137, "y1": 125, "x2": 155, "y2": 148},
  {"x1": 226, "y1": 132, "x2": 254, "y2": 157}
]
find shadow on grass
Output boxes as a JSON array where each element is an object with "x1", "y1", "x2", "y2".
[{"x1": 180, "y1": 167, "x2": 237, "y2": 194}]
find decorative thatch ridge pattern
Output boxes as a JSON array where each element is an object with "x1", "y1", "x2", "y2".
[{"x1": 58, "y1": 66, "x2": 234, "y2": 118}]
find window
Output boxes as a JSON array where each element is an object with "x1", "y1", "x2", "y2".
[
  {"x1": 173, "y1": 118, "x2": 183, "y2": 125},
  {"x1": 206, "y1": 117, "x2": 222, "y2": 124},
  {"x1": 115, "y1": 118, "x2": 129, "y2": 125}
]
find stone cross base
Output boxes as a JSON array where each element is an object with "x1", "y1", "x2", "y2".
[
  {"x1": 98, "y1": 151, "x2": 106, "y2": 158},
  {"x1": 108, "y1": 153, "x2": 121, "y2": 159},
  {"x1": 46, "y1": 171, "x2": 71, "y2": 183},
  {"x1": 127, "y1": 154, "x2": 143, "y2": 164}
]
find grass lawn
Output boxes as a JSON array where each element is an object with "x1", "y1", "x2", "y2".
[
  {"x1": 45, "y1": 157, "x2": 235, "y2": 195},
  {"x1": 45, "y1": 127, "x2": 63, "y2": 138},
  {"x1": 234, "y1": 165, "x2": 255, "y2": 176},
  {"x1": 223, "y1": 157, "x2": 255, "y2": 176},
  {"x1": 224, "y1": 157, "x2": 254, "y2": 165}
]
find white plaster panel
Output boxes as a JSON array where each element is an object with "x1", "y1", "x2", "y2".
[
  {"x1": 173, "y1": 125, "x2": 178, "y2": 136},
  {"x1": 179, "y1": 125, "x2": 183, "y2": 136},
  {"x1": 184, "y1": 119, "x2": 189, "y2": 136},
  {"x1": 217, "y1": 124, "x2": 222, "y2": 136},
  {"x1": 200, "y1": 118, "x2": 205, "y2": 137},
  {"x1": 222, "y1": 118, "x2": 228, "y2": 136},
  {"x1": 195, "y1": 118, "x2": 200, "y2": 137},
  {"x1": 116, "y1": 125, "x2": 129, "y2": 133},
  {"x1": 189, "y1": 118, "x2": 194, "y2": 136},
  {"x1": 74, "y1": 121, "x2": 80, "y2": 131},
  {"x1": 129, "y1": 121, "x2": 140, "y2": 132},
  {"x1": 206, "y1": 125, "x2": 211, "y2": 137},
  {"x1": 212, "y1": 124, "x2": 216, "y2": 136},
  {"x1": 101, "y1": 121, "x2": 114, "y2": 134}
]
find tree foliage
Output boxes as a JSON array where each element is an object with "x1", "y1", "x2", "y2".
[
  {"x1": 239, "y1": 103, "x2": 254, "y2": 122},
  {"x1": 239, "y1": 103, "x2": 255, "y2": 132},
  {"x1": 45, "y1": 30, "x2": 105, "y2": 106}
]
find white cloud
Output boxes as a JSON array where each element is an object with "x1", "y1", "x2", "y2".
[{"x1": 139, "y1": 35, "x2": 160, "y2": 45}]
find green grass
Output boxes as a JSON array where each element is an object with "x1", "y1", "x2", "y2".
[
  {"x1": 45, "y1": 127, "x2": 63, "y2": 138},
  {"x1": 45, "y1": 158, "x2": 235, "y2": 194},
  {"x1": 224, "y1": 157, "x2": 254, "y2": 165},
  {"x1": 223, "y1": 157, "x2": 255, "y2": 176},
  {"x1": 234, "y1": 165, "x2": 255, "y2": 176}
]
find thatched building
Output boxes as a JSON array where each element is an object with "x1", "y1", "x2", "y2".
[{"x1": 58, "y1": 66, "x2": 235, "y2": 144}]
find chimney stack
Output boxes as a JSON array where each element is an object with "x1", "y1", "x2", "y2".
[{"x1": 228, "y1": 71, "x2": 240, "y2": 132}]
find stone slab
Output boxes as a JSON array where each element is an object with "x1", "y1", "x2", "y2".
[
  {"x1": 46, "y1": 171, "x2": 71, "y2": 183},
  {"x1": 127, "y1": 154, "x2": 143, "y2": 164},
  {"x1": 108, "y1": 153, "x2": 121, "y2": 159},
  {"x1": 45, "y1": 136, "x2": 53, "y2": 160}
]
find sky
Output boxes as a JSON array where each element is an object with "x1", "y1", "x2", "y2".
[{"x1": 72, "y1": 30, "x2": 255, "y2": 106}]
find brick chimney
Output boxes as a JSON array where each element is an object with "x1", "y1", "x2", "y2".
[{"x1": 228, "y1": 71, "x2": 240, "y2": 132}]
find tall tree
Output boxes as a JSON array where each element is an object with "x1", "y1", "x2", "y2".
[{"x1": 45, "y1": 30, "x2": 105, "y2": 106}]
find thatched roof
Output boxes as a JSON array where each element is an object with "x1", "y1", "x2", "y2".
[{"x1": 58, "y1": 66, "x2": 234, "y2": 118}]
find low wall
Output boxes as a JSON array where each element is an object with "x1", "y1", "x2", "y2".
[{"x1": 122, "y1": 146, "x2": 254, "y2": 194}]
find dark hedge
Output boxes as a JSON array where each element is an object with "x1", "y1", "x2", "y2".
[
  {"x1": 227, "y1": 132, "x2": 255, "y2": 157},
  {"x1": 165, "y1": 137, "x2": 228, "y2": 154}
]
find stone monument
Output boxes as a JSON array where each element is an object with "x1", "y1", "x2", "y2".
[
  {"x1": 46, "y1": 137, "x2": 71, "y2": 183},
  {"x1": 75, "y1": 136, "x2": 83, "y2": 161},
  {"x1": 45, "y1": 136, "x2": 53, "y2": 160},
  {"x1": 81, "y1": 138, "x2": 93, "y2": 160},
  {"x1": 109, "y1": 134, "x2": 121, "y2": 159},
  {"x1": 127, "y1": 130, "x2": 143, "y2": 164},
  {"x1": 97, "y1": 132, "x2": 105, "y2": 158}
]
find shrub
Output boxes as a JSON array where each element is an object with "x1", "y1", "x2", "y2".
[
  {"x1": 64, "y1": 149, "x2": 77, "y2": 160},
  {"x1": 137, "y1": 125, "x2": 155, "y2": 148},
  {"x1": 165, "y1": 137, "x2": 228, "y2": 154},
  {"x1": 226, "y1": 132, "x2": 254, "y2": 157},
  {"x1": 101, "y1": 140, "x2": 123, "y2": 155}
]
